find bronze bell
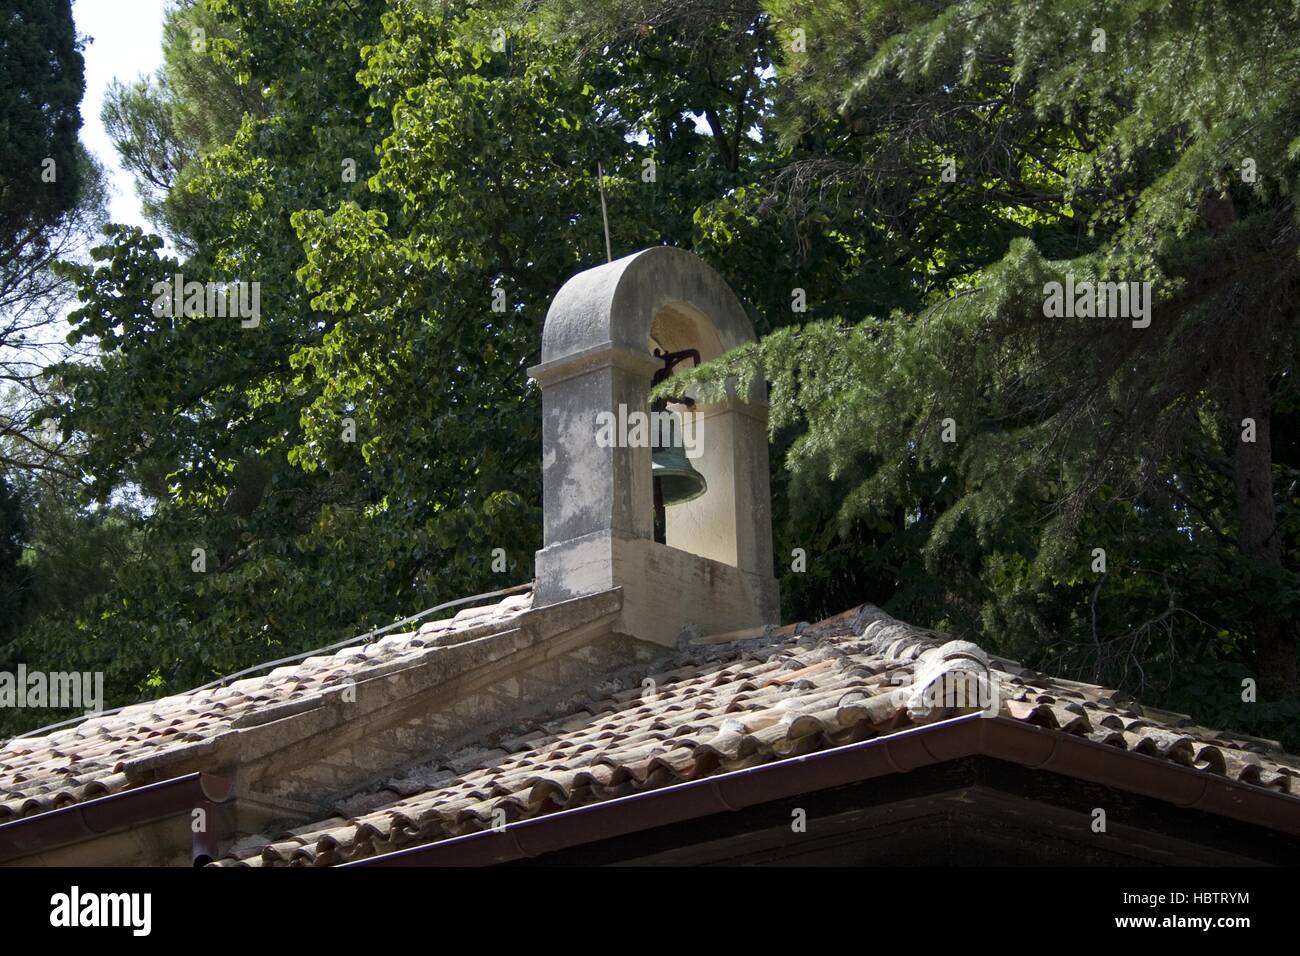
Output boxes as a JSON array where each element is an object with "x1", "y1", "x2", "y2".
[
  {"x1": 650, "y1": 348, "x2": 708, "y2": 543},
  {"x1": 651, "y1": 408, "x2": 707, "y2": 505}
]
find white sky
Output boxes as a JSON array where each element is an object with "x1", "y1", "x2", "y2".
[{"x1": 73, "y1": 0, "x2": 170, "y2": 230}]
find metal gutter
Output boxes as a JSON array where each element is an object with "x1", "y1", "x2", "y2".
[
  {"x1": 0, "y1": 772, "x2": 233, "y2": 863},
  {"x1": 345, "y1": 714, "x2": 1300, "y2": 866}
]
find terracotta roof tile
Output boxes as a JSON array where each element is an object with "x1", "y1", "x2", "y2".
[
  {"x1": 212, "y1": 606, "x2": 1300, "y2": 866},
  {"x1": 9, "y1": 589, "x2": 1297, "y2": 863},
  {"x1": 0, "y1": 593, "x2": 534, "y2": 823}
]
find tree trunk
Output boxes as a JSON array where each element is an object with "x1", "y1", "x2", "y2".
[{"x1": 1231, "y1": 352, "x2": 1297, "y2": 697}]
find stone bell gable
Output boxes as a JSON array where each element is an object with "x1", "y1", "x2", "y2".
[{"x1": 527, "y1": 246, "x2": 780, "y2": 646}]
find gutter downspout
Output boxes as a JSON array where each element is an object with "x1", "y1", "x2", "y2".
[{"x1": 0, "y1": 772, "x2": 233, "y2": 864}]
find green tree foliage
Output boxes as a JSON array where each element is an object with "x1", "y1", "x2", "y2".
[
  {"x1": 0, "y1": 0, "x2": 105, "y2": 482},
  {"x1": 20, "y1": 0, "x2": 774, "y2": 731},
  {"x1": 0, "y1": 475, "x2": 30, "y2": 642},
  {"x1": 0, "y1": 1, "x2": 105, "y2": 735},
  {"x1": 674, "y1": 0, "x2": 1300, "y2": 734},
  {"x1": 13, "y1": 0, "x2": 1299, "y2": 750},
  {"x1": 40, "y1": 0, "x2": 413, "y2": 709},
  {"x1": 100, "y1": 0, "x2": 264, "y2": 248},
  {"x1": 0, "y1": 0, "x2": 89, "y2": 261}
]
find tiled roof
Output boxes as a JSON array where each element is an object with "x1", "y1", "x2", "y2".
[
  {"x1": 215, "y1": 605, "x2": 1300, "y2": 867},
  {"x1": 0, "y1": 592, "x2": 534, "y2": 823}
]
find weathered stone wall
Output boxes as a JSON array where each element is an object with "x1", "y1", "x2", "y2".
[{"x1": 530, "y1": 247, "x2": 780, "y2": 646}]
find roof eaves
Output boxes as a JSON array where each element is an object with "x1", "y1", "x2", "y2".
[
  {"x1": 341, "y1": 713, "x2": 1300, "y2": 867},
  {"x1": 0, "y1": 771, "x2": 233, "y2": 864}
]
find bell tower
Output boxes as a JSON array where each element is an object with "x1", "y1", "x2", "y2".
[{"x1": 528, "y1": 246, "x2": 780, "y2": 646}]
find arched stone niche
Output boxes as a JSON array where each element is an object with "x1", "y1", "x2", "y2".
[{"x1": 528, "y1": 246, "x2": 780, "y2": 646}]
